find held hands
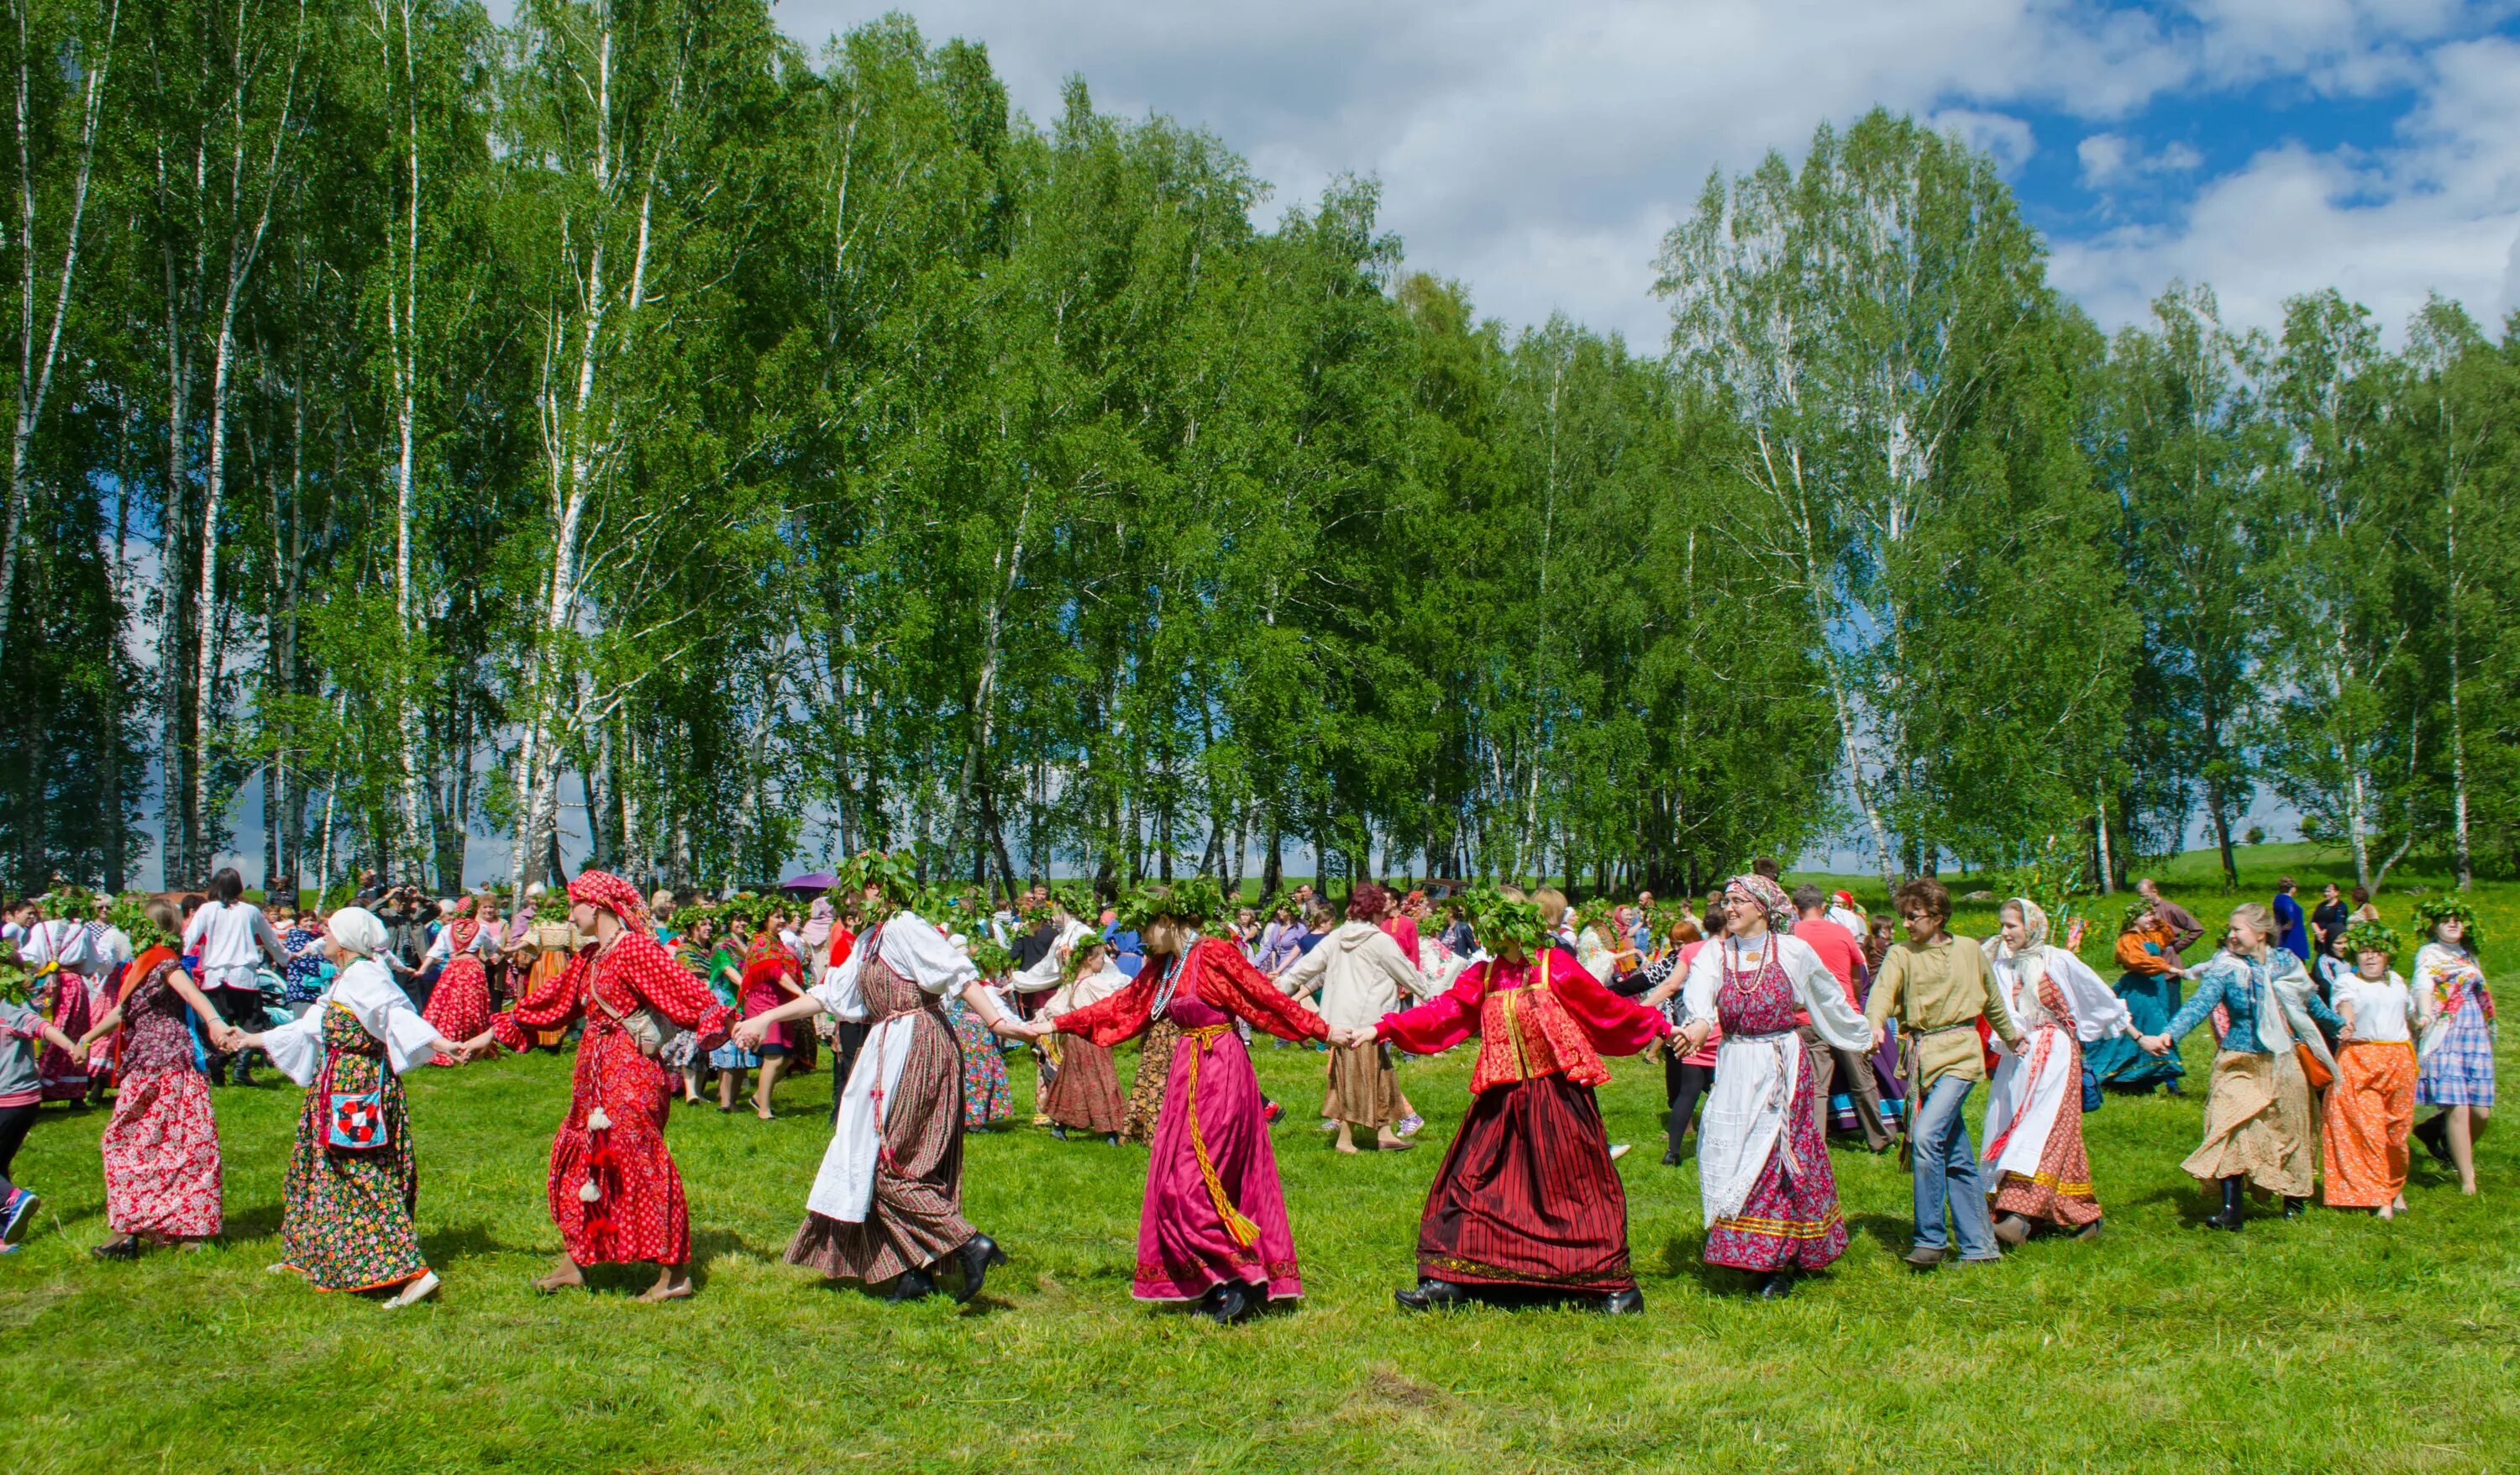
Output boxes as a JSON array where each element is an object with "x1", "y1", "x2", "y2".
[
  {"x1": 2138, "y1": 1034, "x2": 2171, "y2": 1057},
  {"x1": 729, "y1": 1017, "x2": 769, "y2": 1052}
]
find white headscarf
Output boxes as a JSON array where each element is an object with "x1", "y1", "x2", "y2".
[
  {"x1": 1985, "y1": 896, "x2": 2051, "y2": 991},
  {"x1": 327, "y1": 905, "x2": 391, "y2": 958}
]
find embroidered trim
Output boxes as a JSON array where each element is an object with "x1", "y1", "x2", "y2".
[
  {"x1": 1712, "y1": 1208, "x2": 1845, "y2": 1240},
  {"x1": 1421, "y1": 1252, "x2": 1631, "y2": 1284},
  {"x1": 1998, "y1": 1170, "x2": 2093, "y2": 1195}
]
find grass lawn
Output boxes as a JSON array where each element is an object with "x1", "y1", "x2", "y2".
[{"x1": 3, "y1": 852, "x2": 2513, "y2": 1472}]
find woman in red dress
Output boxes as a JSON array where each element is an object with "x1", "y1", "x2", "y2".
[
  {"x1": 1352, "y1": 891, "x2": 1670, "y2": 1314},
  {"x1": 738, "y1": 922, "x2": 807, "y2": 1119},
  {"x1": 459, "y1": 870, "x2": 734, "y2": 1302},
  {"x1": 1054, "y1": 880, "x2": 1331, "y2": 1324},
  {"x1": 421, "y1": 899, "x2": 494, "y2": 1067}
]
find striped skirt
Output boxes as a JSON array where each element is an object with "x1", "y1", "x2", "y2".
[{"x1": 1417, "y1": 1073, "x2": 1635, "y2": 1294}]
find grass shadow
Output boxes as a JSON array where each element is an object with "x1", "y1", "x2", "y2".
[{"x1": 419, "y1": 1219, "x2": 536, "y2": 1264}]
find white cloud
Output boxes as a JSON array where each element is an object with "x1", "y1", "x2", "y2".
[
  {"x1": 2078, "y1": 130, "x2": 2204, "y2": 187},
  {"x1": 2053, "y1": 34, "x2": 2520, "y2": 333},
  {"x1": 727, "y1": 3, "x2": 2519, "y2": 341}
]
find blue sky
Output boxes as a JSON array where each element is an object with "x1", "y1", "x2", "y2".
[{"x1": 767, "y1": 0, "x2": 2520, "y2": 344}]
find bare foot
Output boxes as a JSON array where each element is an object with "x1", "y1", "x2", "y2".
[
  {"x1": 1335, "y1": 1142, "x2": 1361, "y2": 1155},
  {"x1": 755, "y1": 1105, "x2": 775, "y2": 1121},
  {"x1": 533, "y1": 1259, "x2": 586, "y2": 1294},
  {"x1": 1375, "y1": 1132, "x2": 1415, "y2": 1151},
  {"x1": 638, "y1": 1271, "x2": 693, "y2": 1303}
]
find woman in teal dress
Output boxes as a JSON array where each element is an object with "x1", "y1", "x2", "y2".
[{"x1": 2087, "y1": 902, "x2": 2188, "y2": 1094}]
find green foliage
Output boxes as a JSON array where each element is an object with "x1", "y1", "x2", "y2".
[
  {"x1": 1115, "y1": 876, "x2": 1229, "y2": 931},
  {"x1": 2342, "y1": 919, "x2": 2402, "y2": 958},
  {"x1": 1462, "y1": 887, "x2": 1548, "y2": 953}
]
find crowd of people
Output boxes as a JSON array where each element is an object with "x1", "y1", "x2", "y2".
[{"x1": 0, "y1": 853, "x2": 2495, "y2": 1321}]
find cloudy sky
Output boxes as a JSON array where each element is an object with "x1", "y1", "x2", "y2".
[{"x1": 769, "y1": 0, "x2": 2520, "y2": 347}]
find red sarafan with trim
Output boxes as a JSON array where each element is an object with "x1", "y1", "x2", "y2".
[
  {"x1": 490, "y1": 873, "x2": 733, "y2": 1267},
  {"x1": 1378, "y1": 950, "x2": 1671, "y2": 1294}
]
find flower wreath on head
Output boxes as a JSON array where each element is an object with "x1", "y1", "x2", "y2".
[
  {"x1": 2341, "y1": 919, "x2": 2402, "y2": 960},
  {"x1": 2118, "y1": 899, "x2": 2156, "y2": 935},
  {"x1": 2409, "y1": 895, "x2": 2481, "y2": 949},
  {"x1": 963, "y1": 936, "x2": 1016, "y2": 980},
  {"x1": 1113, "y1": 876, "x2": 1230, "y2": 935}
]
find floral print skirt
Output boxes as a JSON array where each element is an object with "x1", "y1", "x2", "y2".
[
  {"x1": 943, "y1": 996, "x2": 1011, "y2": 1129},
  {"x1": 101, "y1": 1068, "x2": 223, "y2": 1238},
  {"x1": 280, "y1": 1021, "x2": 425, "y2": 1292}
]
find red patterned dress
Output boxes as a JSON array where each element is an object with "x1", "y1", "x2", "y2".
[
  {"x1": 1377, "y1": 948, "x2": 1670, "y2": 1294},
  {"x1": 98, "y1": 960, "x2": 223, "y2": 1239},
  {"x1": 1702, "y1": 947, "x2": 1850, "y2": 1272},
  {"x1": 491, "y1": 932, "x2": 735, "y2": 1266},
  {"x1": 1057, "y1": 937, "x2": 1331, "y2": 1304},
  {"x1": 422, "y1": 919, "x2": 492, "y2": 1067}
]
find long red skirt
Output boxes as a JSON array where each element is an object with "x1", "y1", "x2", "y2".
[
  {"x1": 422, "y1": 957, "x2": 492, "y2": 1067},
  {"x1": 1417, "y1": 1073, "x2": 1635, "y2": 1294},
  {"x1": 1702, "y1": 1058, "x2": 1848, "y2": 1273},
  {"x1": 101, "y1": 1068, "x2": 223, "y2": 1237}
]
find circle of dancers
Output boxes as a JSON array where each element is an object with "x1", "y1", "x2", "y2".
[{"x1": 0, "y1": 859, "x2": 2493, "y2": 1317}]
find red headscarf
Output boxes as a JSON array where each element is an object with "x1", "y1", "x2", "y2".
[
  {"x1": 449, "y1": 895, "x2": 482, "y2": 951},
  {"x1": 567, "y1": 869, "x2": 651, "y2": 935}
]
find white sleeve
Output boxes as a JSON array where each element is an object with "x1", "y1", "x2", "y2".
[
  {"x1": 1785, "y1": 937, "x2": 1871, "y2": 1050},
  {"x1": 423, "y1": 930, "x2": 453, "y2": 964},
  {"x1": 260, "y1": 997, "x2": 331, "y2": 1087},
  {"x1": 883, "y1": 913, "x2": 980, "y2": 998},
  {"x1": 810, "y1": 949, "x2": 867, "y2": 1023},
  {"x1": 1680, "y1": 944, "x2": 1724, "y2": 1027},
  {"x1": 2051, "y1": 947, "x2": 2132, "y2": 1041},
  {"x1": 181, "y1": 907, "x2": 211, "y2": 953}
]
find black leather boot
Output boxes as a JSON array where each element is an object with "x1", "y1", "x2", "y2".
[
  {"x1": 1394, "y1": 1278, "x2": 1473, "y2": 1312},
  {"x1": 1197, "y1": 1280, "x2": 1250, "y2": 1325},
  {"x1": 1599, "y1": 1287, "x2": 1645, "y2": 1315},
  {"x1": 948, "y1": 1234, "x2": 1007, "y2": 1304},
  {"x1": 885, "y1": 1268, "x2": 937, "y2": 1302},
  {"x1": 1755, "y1": 1271, "x2": 1796, "y2": 1299},
  {"x1": 2203, "y1": 1176, "x2": 2245, "y2": 1231}
]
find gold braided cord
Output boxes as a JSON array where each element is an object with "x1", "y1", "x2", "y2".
[{"x1": 1179, "y1": 1025, "x2": 1261, "y2": 1248}]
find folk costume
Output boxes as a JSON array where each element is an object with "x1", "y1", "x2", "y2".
[
  {"x1": 2087, "y1": 913, "x2": 2187, "y2": 1093},
  {"x1": 1378, "y1": 944, "x2": 1670, "y2": 1309},
  {"x1": 2324, "y1": 961, "x2": 2426, "y2": 1210},
  {"x1": 488, "y1": 872, "x2": 735, "y2": 1271},
  {"x1": 259, "y1": 915, "x2": 445, "y2": 1299},
  {"x1": 1863, "y1": 910, "x2": 2018, "y2": 1264},
  {"x1": 739, "y1": 932, "x2": 806, "y2": 1058},
  {"x1": 22, "y1": 917, "x2": 96, "y2": 1101},
  {"x1": 785, "y1": 910, "x2": 1009, "y2": 1299},
  {"x1": 2155, "y1": 945, "x2": 2339, "y2": 1224},
  {"x1": 1683, "y1": 877, "x2": 1872, "y2": 1285},
  {"x1": 420, "y1": 903, "x2": 493, "y2": 1067},
  {"x1": 1056, "y1": 934, "x2": 1331, "y2": 1313},
  {"x1": 1981, "y1": 899, "x2": 2134, "y2": 1237},
  {"x1": 1278, "y1": 919, "x2": 1433, "y2": 1133},
  {"x1": 95, "y1": 958, "x2": 225, "y2": 1242},
  {"x1": 1038, "y1": 946, "x2": 1131, "y2": 1137}
]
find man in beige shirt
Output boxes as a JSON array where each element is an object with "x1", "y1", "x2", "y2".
[{"x1": 1865, "y1": 878, "x2": 2024, "y2": 1268}]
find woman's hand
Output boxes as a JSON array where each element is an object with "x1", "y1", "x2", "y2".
[
  {"x1": 2138, "y1": 1034, "x2": 2171, "y2": 1057},
  {"x1": 729, "y1": 1017, "x2": 769, "y2": 1052},
  {"x1": 1679, "y1": 1021, "x2": 1712, "y2": 1055}
]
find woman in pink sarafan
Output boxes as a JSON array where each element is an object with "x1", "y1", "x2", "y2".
[{"x1": 1054, "y1": 881, "x2": 1331, "y2": 1325}]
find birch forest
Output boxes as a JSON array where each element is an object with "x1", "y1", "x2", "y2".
[{"x1": 4, "y1": 0, "x2": 2517, "y2": 900}]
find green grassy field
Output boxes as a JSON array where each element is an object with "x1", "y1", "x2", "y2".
[{"x1": 3, "y1": 849, "x2": 2513, "y2": 1473}]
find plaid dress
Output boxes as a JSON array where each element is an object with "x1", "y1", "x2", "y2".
[{"x1": 2416, "y1": 946, "x2": 2495, "y2": 1110}]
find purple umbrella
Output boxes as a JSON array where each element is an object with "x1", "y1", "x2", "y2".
[{"x1": 780, "y1": 873, "x2": 841, "y2": 894}]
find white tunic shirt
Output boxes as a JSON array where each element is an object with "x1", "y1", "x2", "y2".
[
  {"x1": 260, "y1": 957, "x2": 443, "y2": 1083},
  {"x1": 183, "y1": 901, "x2": 284, "y2": 989}
]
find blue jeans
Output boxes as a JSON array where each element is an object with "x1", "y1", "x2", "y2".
[{"x1": 1910, "y1": 1074, "x2": 1998, "y2": 1258}]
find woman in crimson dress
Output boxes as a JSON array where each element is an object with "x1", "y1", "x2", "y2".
[
  {"x1": 459, "y1": 870, "x2": 734, "y2": 1302},
  {"x1": 421, "y1": 898, "x2": 494, "y2": 1067},
  {"x1": 1353, "y1": 891, "x2": 1670, "y2": 1314},
  {"x1": 1054, "y1": 881, "x2": 1331, "y2": 1324}
]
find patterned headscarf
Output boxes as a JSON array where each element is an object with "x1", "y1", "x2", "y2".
[
  {"x1": 1987, "y1": 895, "x2": 2051, "y2": 989},
  {"x1": 743, "y1": 927, "x2": 798, "y2": 976},
  {"x1": 567, "y1": 869, "x2": 651, "y2": 935},
  {"x1": 1725, "y1": 874, "x2": 1795, "y2": 932}
]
